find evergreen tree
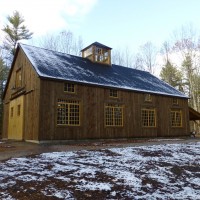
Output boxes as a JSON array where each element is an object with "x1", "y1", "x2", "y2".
[
  {"x1": 160, "y1": 61, "x2": 183, "y2": 92},
  {"x1": 0, "y1": 55, "x2": 9, "y2": 136},
  {"x1": 2, "y1": 10, "x2": 33, "y2": 61},
  {"x1": 181, "y1": 55, "x2": 200, "y2": 110}
]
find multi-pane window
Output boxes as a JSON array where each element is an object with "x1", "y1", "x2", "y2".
[
  {"x1": 95, "y1": 47, "x2": 109, "y2": 62},
  {"x1": 171, "y1": 110, "x2": 182, "y2": 127},
  {"x1": 96, "y1": 47, "x2": 102, "y2": 55},
  {"x1": 64, "y1": 83, "x2": 75, "y2": 93},
  {"x1": 144, "y1": 94, "x2": 152, "y2": 102},
  {"x1": 105, "y1": 104, "x2": 123, "y2": 126},
  {"x1": 57, "y1": 99, "x2": 80, "y2": 126},
  {"x1": 141, "y1": 108, "x2": 156, "y2": 127},
  {"x1": 15, "y1": 69, "x2": 22, "y2": 88},
  {"x1": 109, "y1": 89, "x2": 118, "y2": 98}
]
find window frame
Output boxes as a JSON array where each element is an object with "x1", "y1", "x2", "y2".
[
  {"x1": 105, "y1": 103, "x2": 123, "y2": 127},
  {"x1": 172, "y1": 98, "x2": 178, "y2": 105},
  {"x1": 170, "y1": 109, "x2": 182, "y2": 127},
  {"x1": 15, "y1": 68, "x2": 22, "y2": 88},
  {"x1": 109, "y1": 89, "x2": 118, "y2": 98},
  {"x1": 57, "y1": 99, "x2": 80, "y2": 126},
  {"x1": 64, "y1": 83, "x2": 76, "y2": 93},
  {"x1": 95, "y1": 47, "x2": 109, "y2": 62},
  {"x1": 141, "y1": 108, "x2": 156, "y2": 127},
  {"x1": 144, "y1": 94, "x2": 152, "y2": 102}
]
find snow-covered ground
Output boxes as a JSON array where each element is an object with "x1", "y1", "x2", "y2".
[{"x1": 0, "y1": 142, "x2": 200, "y2": 199}]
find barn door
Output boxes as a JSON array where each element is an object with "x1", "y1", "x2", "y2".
[{"x1": 8, "y1": 96, "x2": 24, "y2": 140}]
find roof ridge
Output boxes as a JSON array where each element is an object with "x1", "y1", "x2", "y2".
[
  {"x1": 19, "y1": 43, "x2": 82, "y2": 59},
  {"x1": 19, "y1": 43, "x2": 148, "y2": 73}
]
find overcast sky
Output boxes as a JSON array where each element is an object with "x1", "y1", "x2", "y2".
[{"x1": 1, "y1": 0, "x2": 200, "y2": 53}]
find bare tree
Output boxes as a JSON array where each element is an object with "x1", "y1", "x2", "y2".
[
  {"x1": 172, "y1": 24, "x2": 200, "y2": 111},
  {"x1": 112, "y1": 49, "x2": 125, "y2": 66},
  {"x1": 132, "y1": 53, "x2": 145, "y2": 70},
  {"x1": 38, "y1": 30, "x2": 83, "y2": 56},
  {"x1": 112, "y1": 46, "x2": 138, "y2": 69},
  {"x1": 139, "y1": 42, "x2": 157, "y2": 74},
  {"x1": 161, "y1": 41, "x2": 172, "y2": 63}
]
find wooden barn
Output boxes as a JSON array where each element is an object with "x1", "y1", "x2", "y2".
[{"x1": 2, "y1": 42, "x2": 190, "y2": 143}]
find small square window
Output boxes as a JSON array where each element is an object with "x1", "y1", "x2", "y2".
[
  {"x1": 172, "y1": 98, "x2": 178, "y2": 105},
  {"x1": 64, "y1": 83, "x2": 75, "y2": 93},
  {"x1": 145, "y1": 94, "x2": 152, "y2": 102},
  {"x1": 110, "y1": 89, "x2": 118, "y2": 98}
]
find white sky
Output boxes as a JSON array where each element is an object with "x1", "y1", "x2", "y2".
[{"x1": 0, "y1": 0, "x2": 97, "y2": 37}]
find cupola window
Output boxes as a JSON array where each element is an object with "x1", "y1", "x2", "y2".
[{"x1": 81, "y1": 42, "x2": 112, "y2": 65}]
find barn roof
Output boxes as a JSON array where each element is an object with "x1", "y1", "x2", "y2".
[
  {"x1": 20, "y1": 43, "x2": 188, "y2": 98},
  {"x1": 189, "y1": 107, "x2": 200, "y2": 121},
  {"x1": 81, "y1": 42, "x2": 112, "y2": 52}
]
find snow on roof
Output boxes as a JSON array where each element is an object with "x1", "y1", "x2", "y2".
[{"x1": 20, "y1": 43, "x2": 188, "y2": 98}]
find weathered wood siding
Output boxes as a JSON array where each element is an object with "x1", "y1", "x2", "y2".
[
  {"x1": 2, "y1": 48, "x2": 40, "y2": 140},
  {"x1": 38, "y1": 80, "x2": 189, "y2": 141}
]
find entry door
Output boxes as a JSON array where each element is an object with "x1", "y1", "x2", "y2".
[{"x1": 8, "y1": 96, "x2": 24, "y2": 140}]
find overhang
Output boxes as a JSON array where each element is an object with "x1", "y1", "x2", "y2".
[{"x1": 189, "y1": 107, "x2": 200, "y2": 121}]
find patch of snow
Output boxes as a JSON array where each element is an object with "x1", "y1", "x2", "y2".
[
  {"x1": 0, "y1": 142, "x2": 200, "y2": 199},
  {"x1": 77, "y1": 179, "x2": 112, "y2": 191},
  {"x1": 148, "y1": 138, "x2": 184, "y2": 142},
  {"x1": 42, "y1": 185, "x2": 74, "y2": 199}
]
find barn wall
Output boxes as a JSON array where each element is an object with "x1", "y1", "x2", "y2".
[
  {"x1": 2, "y1": 48, "x2": 40, "y2": 140},
  {"x1": 38, "y1": 79, "x2": 189, "y2": 141}
]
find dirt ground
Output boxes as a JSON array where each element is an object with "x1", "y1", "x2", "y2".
[
  {"x1": 0, "y1": 138, "x2": 200, "y2": 199},
  {"x1": 1, "y1": 137, "x2": 200, "y2": 161}
]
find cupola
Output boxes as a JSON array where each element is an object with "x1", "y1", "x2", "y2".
[{"x1": 81, "y1": 42, "x2": 112, "y2": 65}]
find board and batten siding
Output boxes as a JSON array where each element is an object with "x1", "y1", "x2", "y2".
[
  {"x1": 2, "y1": 48, "x2": 40, "y2": 141},
  {"x1": 38, "y1": 79, "x2": 190, "y2": 141}
]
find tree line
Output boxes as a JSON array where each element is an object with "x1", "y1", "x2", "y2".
[{"x1": 1, "y1": 11, "x2": 200, "y2": 134}]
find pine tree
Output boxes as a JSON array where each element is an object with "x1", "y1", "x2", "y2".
[
  {"x1": 0, "y1": 55, "x2": 9, "y2": 136},
  {"x1": 2, "y1": 10, "x2": 33, "y2": 60},
  {"x1": 160, "y1": 61, "x2": 184, "y2": 92}
]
